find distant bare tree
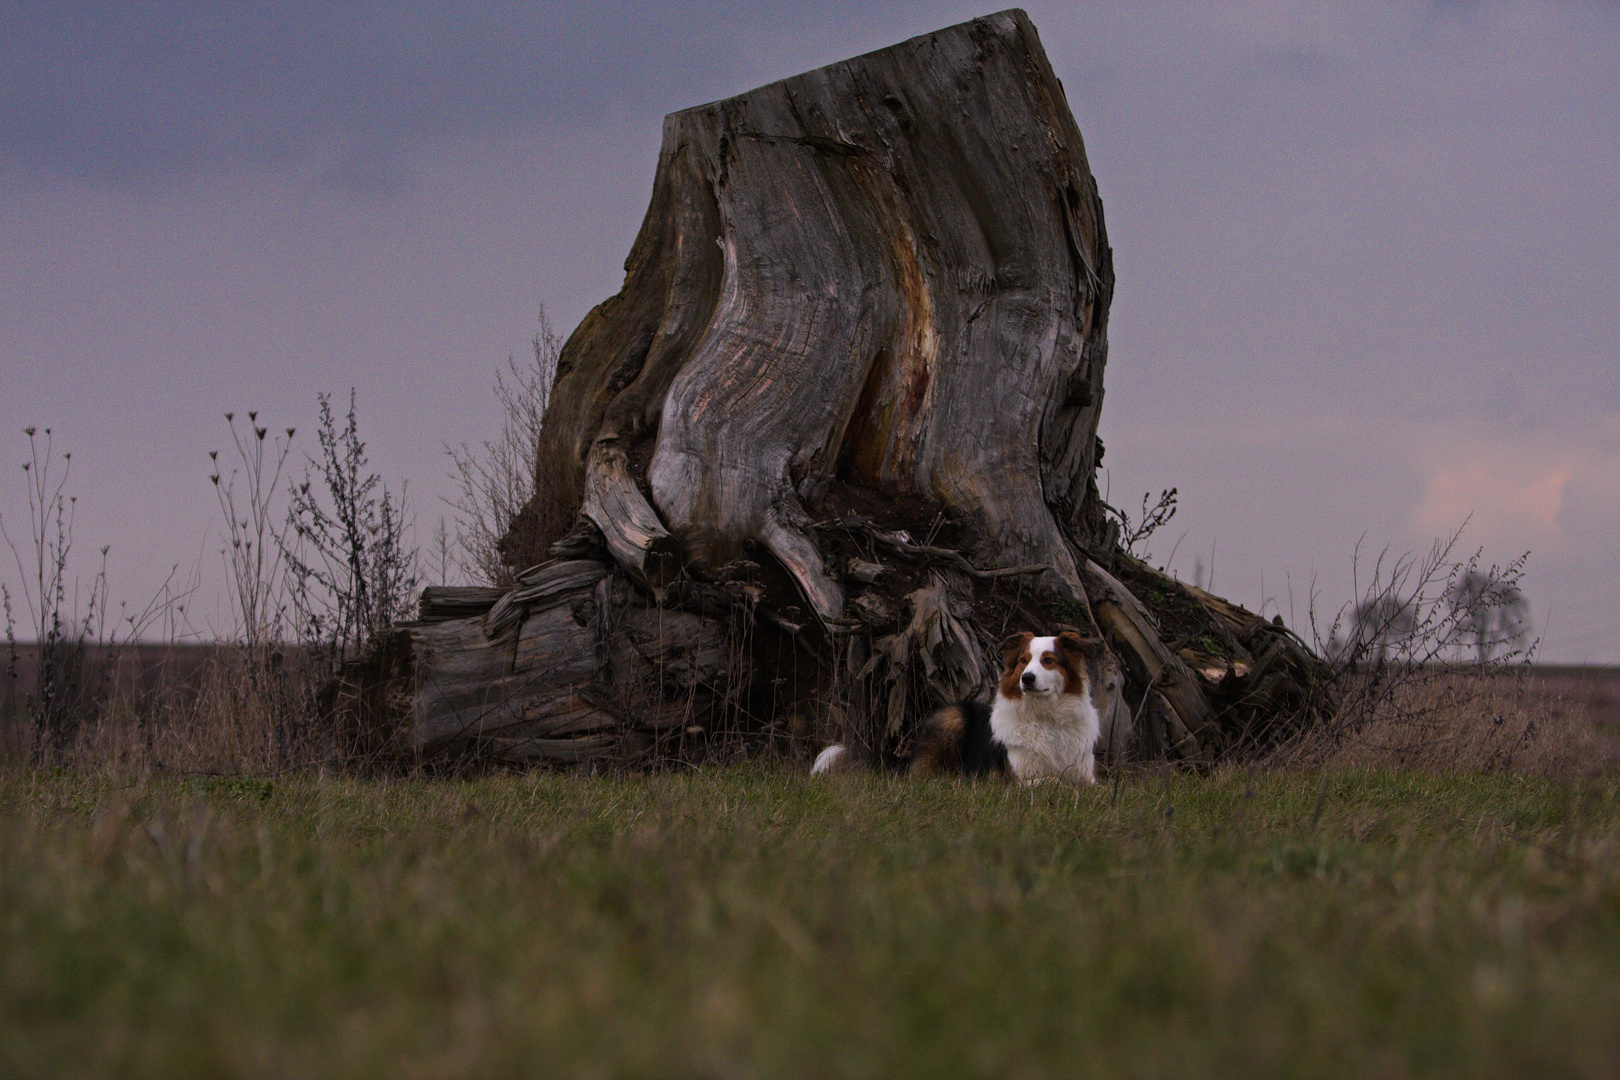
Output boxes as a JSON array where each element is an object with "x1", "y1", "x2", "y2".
[
  {"x1": 443, "y1": 306, "x2": 561, "y2": 587},
  {"x1": 1447, "y1": 567, "x2": 1531, "y2": 663},
  {"x1": 1339, "y1": 593, "x2": 1419, "y2": 662}
]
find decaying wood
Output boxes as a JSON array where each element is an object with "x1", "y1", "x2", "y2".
[
  {"x1": 579, "y1": 445, "x2": 682, "y2": 589},
  {"x1": 857, "y1": 523, "x2": 1049, "y2": 581},
  {"x1": 1094, "y1": 691, "x2": 1136, "y2": 763},
  {"x1": 485, "y1": 558, "x2": 610, "y2": 638},
  {"x1": 326, "y1": 553, "x2": 747, "y2": 765},
  {"x1": 418, "y1": 586, "x2": 505, "y2": 623},
  {"x1": 847, "y1": 571, "x2": 987, "y2": 749},
  {"x1": 1084, "y1": 558, "x2": 1218, "y2": 759},
  {"x1": 514, "y1": 8, "x2": 1115, "y2": 612},
  {"x1": 329, "y1": 10, "x2": 1330, "y2": 771},
  {"x1": 409, "y1": 598, "x2": 608, "y2": 753}
]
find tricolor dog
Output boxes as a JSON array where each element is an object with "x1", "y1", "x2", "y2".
[{"x1": 811, "y1": 630, "x2": 1120, "y2": 785}]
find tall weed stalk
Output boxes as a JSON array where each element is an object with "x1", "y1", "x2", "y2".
[
  {"x1": 3, "y1": 428, "x2": 178, "y2": 763},
  {"x1": 201, "y1": 412, "x2": 315, "y2": 769},
  {"x1": 210, "y1": 413, "x2": 296, "y2": 647},
  {"x1": 0, "y1": 428, "x2": 97, "y2": 759}
]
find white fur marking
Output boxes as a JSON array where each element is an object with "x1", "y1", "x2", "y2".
[
  {"x1": 811, "y1": 744, "x2": 847, "y2": 776},
  {"x1": 1017, "y1": 636, "x2": 1067, "y2": 696}
]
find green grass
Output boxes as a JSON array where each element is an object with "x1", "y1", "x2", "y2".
[{"x1": 3, "y1": 765, "x2": 1618, "y2": 1079}]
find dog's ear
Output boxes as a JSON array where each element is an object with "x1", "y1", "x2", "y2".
[
  {"x1": 1000, "y1": 632, "x2": 1033, "y2": 669},
  {"x1": 1056, "y1": 630, "x2": 1104, "y2": 659}
]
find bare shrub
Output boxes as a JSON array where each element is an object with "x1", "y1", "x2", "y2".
[
  {"x1": 3, "y1": 392, "x2": 455, "y2": 778},
  {"x1": 1102, "y1": 486, "x2": 1178, "y2": 560},
  {"x1": 1268, "y1": 525, "x2": 1565, "y2": 773},
  {"x1": 443, "y1": 306, "x2": 561, "y2": 586},
  {"x1": 283, "y1": 391, "x2": 419, "y2": 668},
  {"x1": 1316, "y1": 527, "x2": 1532, "y2": 673},
  {"x1": 196, "y1": 396, "x2": 421, "y2": 774},
  {"x1": 164, "y1": 397, "x2": 419, "y2": 777},
  {"x1": 426, "y1": 516, "x2": 455, "y2": 586}
]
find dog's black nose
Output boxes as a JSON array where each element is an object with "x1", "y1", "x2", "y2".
[{"x1": 1021, "y1": 672, "x2": 1036, "y2": 689}]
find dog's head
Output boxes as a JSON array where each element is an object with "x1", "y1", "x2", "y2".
[{"x1": 998, "y1": 630, "x2": 1116, "y2": 706}]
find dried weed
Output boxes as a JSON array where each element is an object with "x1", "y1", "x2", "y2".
[{"x1": 1274, "y1": 669, "x2": 1615, "y2": 777}]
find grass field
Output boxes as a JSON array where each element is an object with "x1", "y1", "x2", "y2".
[{"x1": 3, "y1": 765, "x2": 1618, "y2": 1079}]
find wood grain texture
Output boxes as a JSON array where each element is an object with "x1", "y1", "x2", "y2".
[
  {"x1": 417, "y1": 586, "x2": 506, "y2": 623},
  {"x1": 512, "y1": 9, "x2": 1113, "y2": 619},
  {"x1": 1086, "y1": 558, "x2": 1217, "y2": 760},
  {"x1": 394, "y1": 560, "x2": 744, "y2": 759},
  {"x1": 580, "y1": 445, "x2": 682, "y2": 589}
]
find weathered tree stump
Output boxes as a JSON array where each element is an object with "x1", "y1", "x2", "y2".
[{"x1": 331, "y1": 10, "x2": 1329, "y2": 770}]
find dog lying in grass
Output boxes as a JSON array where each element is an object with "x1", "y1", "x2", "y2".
[{"x1": 812, "y1": 630, "x2": 1121, "y2": 785}]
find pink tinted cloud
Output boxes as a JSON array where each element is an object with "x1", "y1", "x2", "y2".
[{"x1": 1408, "y1": 419, "x2": 1620, "y2": 552}]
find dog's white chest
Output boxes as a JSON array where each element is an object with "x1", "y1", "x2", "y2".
[{"x1": 991, "y1": 693, "x2": 1100, "y2": 784}]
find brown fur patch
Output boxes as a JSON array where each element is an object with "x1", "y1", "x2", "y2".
[
  {"x1": 998, "y1": 632, "x2": 1033, "y2": 700},
  {"x1": 909, "y1": 704, "x2": 967, "y2": 776},
  {"x1": 1054, "y1": 630, "x2": 1103, "y2": 698}
]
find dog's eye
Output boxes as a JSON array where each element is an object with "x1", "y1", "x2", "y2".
[{"x1": 1041, "y1": 655, "x2": 1056, "y2": 667}]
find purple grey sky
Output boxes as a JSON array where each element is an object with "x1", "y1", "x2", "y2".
[{"x1": 3, "y1": 2, "x2": 1617, "y2": 660}]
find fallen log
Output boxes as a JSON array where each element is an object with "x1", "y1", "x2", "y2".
[{"x1": 331, "y1": 554, "x2": 751, "y2": 766}]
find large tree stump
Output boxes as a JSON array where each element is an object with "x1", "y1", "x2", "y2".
[
  {"x1": 333, "y1": 10, "x2": 1329, "y2": 770},
  {"x1": 519, "y1": 8, "x2": 1113, "y2": 608}
]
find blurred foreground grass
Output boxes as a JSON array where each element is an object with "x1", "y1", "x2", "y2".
[{"x1": 3, "y1": 765, "x2": 1618, "y2": 1079}]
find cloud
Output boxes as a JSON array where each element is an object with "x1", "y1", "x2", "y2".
[
  {"x1": 1408, "y1": 418, "x2": 1620, "y2": 550},
  {"x1": 0, "y1": 2, "x2": 764, "y2": 191}
]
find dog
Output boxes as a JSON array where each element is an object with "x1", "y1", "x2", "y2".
[{"x1": 811, "y1": 630, "x2": 1120, "y2": 785}]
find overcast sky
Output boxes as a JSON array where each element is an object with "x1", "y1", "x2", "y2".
[{"x1": 3, "y1": 1, "x2": 1616, "y2": 660}]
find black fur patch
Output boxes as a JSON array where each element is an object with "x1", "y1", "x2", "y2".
[
  {"x1": 909, "y1": 700, "x2": 1009, "y2": 777},
  {"x1": 954, "y1": 700, "x2": 1010, "y2": 776}
]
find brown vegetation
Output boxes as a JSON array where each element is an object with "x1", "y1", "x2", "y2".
[
  {"x1": 6, "y1": 640, "x2": 1614, "y2": 782},
  {"x1": 2, "y1": 644, "x2": 329, "y2": 775},
  {"x1": 1273, "y1": 667, "x2": 1618, "y2": 777}
]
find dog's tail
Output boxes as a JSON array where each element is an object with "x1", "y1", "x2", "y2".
[{"x1": 810, "y1": 744, "x2": 852, "y2": 776}]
